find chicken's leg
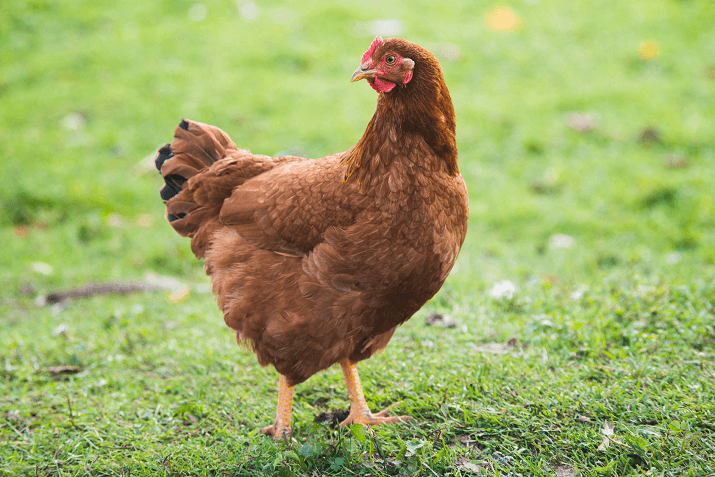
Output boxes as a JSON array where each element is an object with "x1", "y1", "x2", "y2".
[
  {"x1": 339, "y1": 360, "x2": 412, "y2": 428},
  {"x1": 261, "y1": 374, "x2": 294, "y2": 441}
]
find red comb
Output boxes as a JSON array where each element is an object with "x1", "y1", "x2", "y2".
[{"x1": 361, "y1": 36, "x2": 384, "y2": 65}]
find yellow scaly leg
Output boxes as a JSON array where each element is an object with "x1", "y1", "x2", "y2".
[
  {"x1": 339, "y1": 360, "x2": 412, "y2": 428},
  {"x1": 261, "y1": 375, "x2": 294, "y2": 441}
]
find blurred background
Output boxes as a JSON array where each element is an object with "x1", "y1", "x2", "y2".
[{"x1": 1, "y1": 0, "x2": 714, "y2": 298}]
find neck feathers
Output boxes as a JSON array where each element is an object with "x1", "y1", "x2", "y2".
[{"x1": 342, "y1": 55, "x2": 457, "y2": 185}]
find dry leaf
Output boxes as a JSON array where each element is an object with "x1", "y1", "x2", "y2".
[
  {"x1": 597, "y1": 421, "x2": 613, "y2": 450},
  {"x1": 169, "y1": 287, "x2": 191, "y2": 304},
  {"x1": 574, "y1": 415, "x2": 592, "y2": 423},
  {"x1": 552, "y1": 464, "x2": 579, "y2": 477},
  {"x1": 456, "y1": 456, "x2": 490, "y2": 474},
  {"x1": 601, "y1": 421, "x2": 615, "y2": 436},
  {"x1": 597, "y1": 421, "x2": 624, "y2": 450}
]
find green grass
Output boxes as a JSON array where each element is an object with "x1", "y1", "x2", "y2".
[{"x1": 1, "y1": 0, "x2": 714, "y2": 475}]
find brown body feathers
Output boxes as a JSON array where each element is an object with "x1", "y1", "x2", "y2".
[{"x1": 156, "y1": 38, "x2": 468, "y2": 386}]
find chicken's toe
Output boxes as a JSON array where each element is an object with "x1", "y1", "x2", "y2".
[
  {"x1": 339, "y1": 407, "x2": 413, "y2": 428},
  {"x1": 261, "y1": 422, "x2": 292, "y2": 441}
]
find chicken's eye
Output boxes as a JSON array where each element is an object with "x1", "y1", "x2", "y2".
[{"x1": 385, "y1": 55, "x2": 397, "y2": 65}]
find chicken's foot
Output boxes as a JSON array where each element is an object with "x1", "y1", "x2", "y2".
[
  {"x1": 261, "y1": 374, "x2": 294, "y2": 441},
  {"x1": 339, "y1": 360, "x2": 413, "y2": 428}
]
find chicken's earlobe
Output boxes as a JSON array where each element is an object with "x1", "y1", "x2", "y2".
[{"x1": 402, "y1": 58, "x2": 415, "y2": 85}]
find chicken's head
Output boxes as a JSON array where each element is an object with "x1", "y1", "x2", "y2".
[{"x1": 351, "y1": 36, "x2": 415, "y2": 93}]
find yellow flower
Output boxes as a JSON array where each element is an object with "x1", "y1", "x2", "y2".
[
  {"x1": 638, "y1": 41, "x2": 659, "y2": 60},
  {"x1": 485, "y1": 5, "x2": 523, "y2": 32}
]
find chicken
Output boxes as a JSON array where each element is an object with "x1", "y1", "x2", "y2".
[{"x1": 155, "y1": 37, "x2": 468, "y2": 440}]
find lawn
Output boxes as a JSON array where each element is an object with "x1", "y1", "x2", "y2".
[{"x1": 1, "y1": 0, "x2": 714, "y2": 475}]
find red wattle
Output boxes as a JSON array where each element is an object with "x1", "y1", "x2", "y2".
[{"x1": 373, "y1": 77, "x2": 396, "y2": 93}]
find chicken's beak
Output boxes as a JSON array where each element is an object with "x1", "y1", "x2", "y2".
[{"x1": 351, "y1": 65, "x2": 378, "y2": 83}]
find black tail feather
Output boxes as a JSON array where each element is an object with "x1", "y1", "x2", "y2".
[
  {"x1": 155, "y1": 144, "x2": 173, "y2": 172},
  {"x1": 160, "y1": 174, "x2": 187, "y2": 201},
  {"x1": 167, "y1": 212, "x2": 186, "y2": 223},
  {"x1": 156, "y1": 120, "x2": 195, "y2": 202}
]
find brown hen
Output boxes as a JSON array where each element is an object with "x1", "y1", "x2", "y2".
[{"x1": 155, "y1": 37, "x2": 468, "y2": 440}]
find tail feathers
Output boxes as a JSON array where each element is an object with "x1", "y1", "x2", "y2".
[
  {"x1": 156, "y1": 119, "x2": 237, "y2": 204},
  {"x1": 155, "y1": 118, "x2": 297, "y2": 259},
  {"x1": 154, "y1": 119, "x2": 237, "y2": 258}
]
